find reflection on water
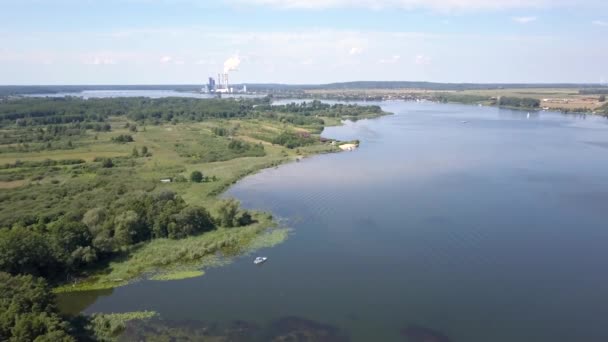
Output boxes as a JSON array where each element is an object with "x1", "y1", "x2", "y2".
[
  {"x1": 60, "y1": 101, "x2": 608, "y2": 341},
  {"x1": 402, "y1": 325, "x2": 452, "y2": 342},
  {"x1": 56, "y1": 288, "x2": 114, "y2": 316}
]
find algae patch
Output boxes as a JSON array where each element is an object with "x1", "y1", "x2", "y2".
[{"x1": 151, "y1": 270, "x2": 205, "y2": 281}]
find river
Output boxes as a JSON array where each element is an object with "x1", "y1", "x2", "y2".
[{"x1": 58, "y1": 100, "x2": 608, "y2": 341}]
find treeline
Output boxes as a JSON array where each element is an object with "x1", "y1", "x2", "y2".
[
  {"x1": 433, "y1": 93, "x2": 491, "y2": 104},
  {"x1": 0, "y1": 123, "x2": 110, "y2": 148},
  {"x1": 497, "y1": 96, "x2": 540, "y2": 108},
  {"x1": 1, "y1": 158, "x2": 85, "y2": 170},
  {"x1": 0, "y1": 97, "x2": 272, "y2": 128},
  {"x1": 255, "y1": 100, "x2": 383, "y2": 118},
  {"x1": 579, "y1": 88, "x2": 608, "y2": 95},
  {"x1": 1, "y1": 97, "x2": 385, "y2": 132},
  {"x1": 0, "y1": 190, "x2": 253, "y2": 280}
]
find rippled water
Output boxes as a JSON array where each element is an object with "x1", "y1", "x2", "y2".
[{"x1": 60, "y1": 101, "x2": 608, "y2": 341}]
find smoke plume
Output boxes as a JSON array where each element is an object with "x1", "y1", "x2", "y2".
[{"x1": 224, "y1": 55, "x2": 241, "y2": 73}]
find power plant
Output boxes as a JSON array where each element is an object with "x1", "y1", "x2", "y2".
[{"x1": 204, "y1": 55, "x2": 246, "y2": 94}]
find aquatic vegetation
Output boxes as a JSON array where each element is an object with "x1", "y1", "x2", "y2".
[
  {"x1": 86, "y1": 311, "x2": 158, "y2": 342},
  {"x1": 150, "y1": 270, "x2": 205, "y2": 281},
  {"x1": 55, "y1": 213, "x2": 290, "y2": 292},
  {"x1": 116, "y1": 316, "x2": 350, "y2": 342},
  {"x1": 268, "y1": 316, "x2": 350, "y2": 342}
]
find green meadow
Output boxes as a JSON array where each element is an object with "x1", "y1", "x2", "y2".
[{"x1": 0, "y1": 97, "x2": 388, "y2": 293}]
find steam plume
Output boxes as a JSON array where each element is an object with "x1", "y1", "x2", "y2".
[{"x1": 224, "y1": 55, "x2": 241, "y2": 73}]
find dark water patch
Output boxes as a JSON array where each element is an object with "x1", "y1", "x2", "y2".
[
  {"x1": 56, "y1": 288, "x2": 114, "y2": 316},
  {"x1": 268, "y1": 316, "x2": 350, "y2": 342},
  {"x1": 118, "y1": 316, "x2": 349, "y2": 342},
  {"x1": 402, "y1": 325, "x2": 452, "y2": 342}
]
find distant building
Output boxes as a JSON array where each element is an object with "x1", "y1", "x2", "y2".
[{"x1": 208, "y1": 77, "x2": 216, "y2": 92}]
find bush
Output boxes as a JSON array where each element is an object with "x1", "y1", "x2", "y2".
[
  {"x1": 100, "y1": 158, "x2": 114, "y2": 168},
  {"x1": 190, "y1": 171, "x2": 203, "y2": 183},
  {"x1": 271, "y1": 131, "x2": 316, "y2": 149},
  {"x1": 174, "y1": 175, "x2": 187, "y2": 183},
  {"x1": 111, "y1": 134, "x2": 134, "y2": 143},
  {"x1": 600, "y1": 95, "x2": 606, "y2": 102},
  {"x1": 216, "y1": 199, "x2": 253, "y2": 227},
  {"x1": 167, "y1": 206, "x2": 215, "y2": 239}
]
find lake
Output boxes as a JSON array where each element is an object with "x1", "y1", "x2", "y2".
[{"x1": 58, "y1": 101, "x2": 608, "y2": 341}]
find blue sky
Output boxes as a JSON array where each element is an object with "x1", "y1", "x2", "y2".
[{"x1": 1, "y1": 0, "x2": 607, "y2": 84}]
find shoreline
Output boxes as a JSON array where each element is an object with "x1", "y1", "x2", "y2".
[{"x1": 53, "y1": 107, "x2": 392, "y2": 294}]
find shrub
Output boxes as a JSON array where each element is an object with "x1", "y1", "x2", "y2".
[
  {"x1": 190, "y1": 171, "x2": 203, "y2": 183},
  {"x1": 111, "y1": 134, "x2": 134, "y2": 143}
]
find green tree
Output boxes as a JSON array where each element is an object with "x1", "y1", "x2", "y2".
[
  {"x1": 132, "y1": 147, "x2": 140, "y2": 157},
  {"x1": 0, "y1": 272, "x2": 75, "y2": 342},
  {"x1": 235, "y1": 211, "x2": 253, "y2": 227},
  {"x1": 216, "y1": 199, "x2": 240, "y2": 227},
  {"x1": 48, "y1": 221, "x2": 93, "y2": 270},
  {"x1": 113, "y1": 210, "x2": 142, "y2": 247},
  {"x1": 167, "y1": 206, "x2": 215, "y2": 239},
  {"x1": 0, "y1": 228, "x2": 56, "y2": 277},
  {"x1": 141, "y1": 146, "x2": 149, "y2": 156},
  {"x1": 101, "y1": 158, "x2": 114, "y2": 168},
  {"x1": 190, "y1": 171, "x2": 203, "y2": 183}
]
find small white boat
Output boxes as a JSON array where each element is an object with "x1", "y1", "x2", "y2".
[
  {"x1": 461, "y1": 120, "x2": 469, "y2": 124},
  {"x1": 254, "y1": 257, "x2": 268, "y2": 265}
]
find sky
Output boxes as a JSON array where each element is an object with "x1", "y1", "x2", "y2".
[{"x1": 1, "y1": 0, "x2": 607, "y2": 85}]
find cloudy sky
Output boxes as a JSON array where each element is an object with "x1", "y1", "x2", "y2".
[{"x1": 1, "y1": 0, "x2": 607, "y2": 84}]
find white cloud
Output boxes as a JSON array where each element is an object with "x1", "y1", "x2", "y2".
[
  {"x1": 379, "y1": 55, "x2": 401, "y2": 64},
  {"x1": 89, "y1": 57, "x2": 117, "y2": 65},
  {"x1": 592, "y1": 20, "x2": 608, "y2": 26},
  {"x1": 512, "y1": 16, "x2": 537, "y2": 23},
  {"x1": 415, "y1": 54, "x2": 431, "y2": 65},
  {"x1": 349, "y1": 47, "x2": 363, "y2": 55},
  {"x1": 160, "y1": 56, "x2": 173, "y2": 63},
  {"x1": 226, "y1": 0, "x2": 603, "y2": 11}
]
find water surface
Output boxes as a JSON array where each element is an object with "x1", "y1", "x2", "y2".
[{"x1": 60, "y1": 102, "x2": 608, "y2": 341}]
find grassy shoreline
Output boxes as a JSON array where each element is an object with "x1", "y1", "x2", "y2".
[
  {"x1": 54, "y1": 212, "x2": 289, "y2": 292},
  {"x1": 39, "y1": 106, "x2": 391, "y2": 293}
]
